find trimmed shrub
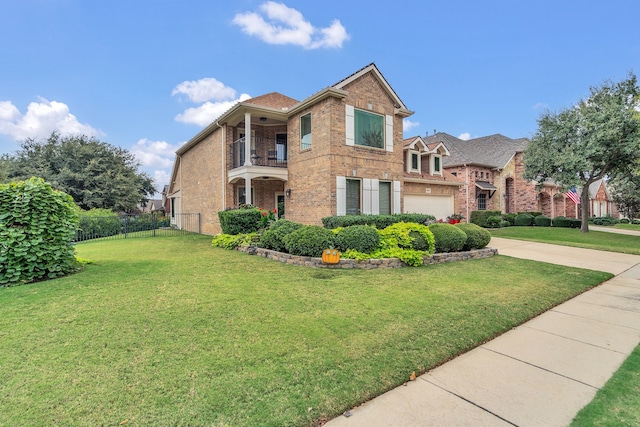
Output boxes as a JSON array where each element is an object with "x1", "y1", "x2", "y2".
[
  {"x1": 283, "y1": 225, "x2": 336, "y2": 257},
  {"x1": 321, "y1": 214, "x2": 435, "y2": 229},
  {"x1": 620, "y1": 218, "x2": 630, "y2": 224},
  {"x1": 534, "y1": 215, "x2": 551, "y2": 227},
  {"x1": 485, "y1": 216, "x2": 504, "y2": 228},
  {"x1": 218, "y1": 208, "x2": 262, "y2": 234},
  {"x1": 570, "y1": 218, "x2": 582, "y2": 228},
  {"x1": 212, "y1": 233, "x2": 255, "y2": 249},
  {"x1": 518, "y1": 211, "x2": 542, "y2": 217},
  {"x1": 1, "y1": 177, "x2": 79, "y2": 287},
  {"x1": 632, "y1": 219, "x2": 640, "y2": 225},
  {"x1": 379, "y1": 222, "x2": 435, "y2": 253},
  {"x1": 258, "y1": 220, "x2": 303, "y2": 252},
  {"x1": 335, "y1": 225, "x2": 380, "y2": 253},
  {"x1": 502, "y1": 213, "x2": 517, "y2": 226},
  {"x1": 552, "y1": 216, "x2": 572, "y2": 227},
  {"x1": 514, "y1": 213, "x2": 534, "y2": 226},
  {"x1": 469, "y1": 210, "x2": 502, "y2": 227},
  {"x1": 76, "y1": 208, "x2": 121, "y2": 241},
  {"x1": 428, "y1": 223, "x2": 467, "y2": 253},
  {"x1": 455, "y1": 223, "x2": 491, "y2": 250}
]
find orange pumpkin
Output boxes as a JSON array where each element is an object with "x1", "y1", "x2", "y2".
[{"x1": 321, "y1": 249, "x2": 340, "y2": 264}]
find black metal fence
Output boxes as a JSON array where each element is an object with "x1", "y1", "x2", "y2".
[{"x1": 74, "y1": 213, "x2": 201, "y2": 243}]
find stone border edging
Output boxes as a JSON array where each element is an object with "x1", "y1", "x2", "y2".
[{"x1": 236, "y1": 246, "x2": 498, "y2": 269}]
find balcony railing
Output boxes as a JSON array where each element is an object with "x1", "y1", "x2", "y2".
[{"x1": 231, "y1": 137, "x2": 288, "y2": 169}]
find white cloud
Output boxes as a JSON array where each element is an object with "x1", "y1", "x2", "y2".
[
  {"x1": 131, "y1": 138, "x2": 180, "y2": 169},
  {"x1": 532, "y1": 102, "x2": 548, "y2": 110},
  {"x1": 232, "y1": 1, "x2": 349, "y2": 49},
  {"x1": 174, "y1": 94, "x2": 251, "y2": 126},
  {"x1": 0, "y1": 98, "x2": 100, "y2": 141},
  {"x1": 153, "y1": 169, "x2": 171, "y2": 192},
  {"x1": 171, "y1": 78, "x2": 237, "y2": 103},
  {"x1": 458, "y1": 132, "x2": 471, "y2": 140},
  {"x1": 403, "y1": 119, "x2": 420, "y2": 133}
]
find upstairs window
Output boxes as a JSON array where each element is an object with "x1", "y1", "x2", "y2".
[
  {"x1": 411, "y1": 153, "x2": 419, "y2": 170},
  {"x1": 434, "y1": 156, "x2": 441, "y2": 173},
  {"x1": 300, "y1": 113, "x2": 312, "y2": 150},
  {"x1": 355, "y1": 109, "x2": 384, "y2": 149}
]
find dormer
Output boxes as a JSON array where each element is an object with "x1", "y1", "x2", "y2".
[{"x1": 403, "y1": 137, "x2": 450, "y2": 176}]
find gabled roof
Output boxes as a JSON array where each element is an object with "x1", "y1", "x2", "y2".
[
  {"x1": 333, "y1": 63, "x2": 413, "y2": 117},
  {"x1": 403, "y1": 136, "x2": 428, "y2": 151},
  {"x1": 426, "y1": 132, "x2": 528, "y2": 169},
  {"x1": 244, "y1": 92, "x2": 299, "y2": 110},
  {"x1": 402, "y1": 136, "x2": 449, "y2": 156}
]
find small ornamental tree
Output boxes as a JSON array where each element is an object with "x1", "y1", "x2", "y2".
[{"x1": 0, "y1": 177, "x2": 79, "y2": 287}]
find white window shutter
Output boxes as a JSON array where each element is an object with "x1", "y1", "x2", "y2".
[
  {"x1": 362, "y1": 178, "x2": 372, "y2": 214},
  {"x1": 385, "y1": 115, "x2": 394, "y2": 152},
  {"x1": 336, "y1": 176, "x2": 346, "y2": 216},
  {"x1": 346, "y1": 105, "x2": 355, "y2": 146},
  {"x1": 371, "y1": 178, "x2": 380, "y2": 215},
  {"x1": 393, "y1": 180, "x2": 401, "y2": 214}
]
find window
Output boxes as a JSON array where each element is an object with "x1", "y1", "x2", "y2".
[
  {"x1": 276, "y1": 133, "x2": 288, "y2": 161},
  {"x1": 433, "y1": 156, "x2": 441, "y2": 173},
  {"x1": 355, "y1": 109, "x2": 384, "y2": 148},
  {"x1": 170, "y1": 198, "x2": 175, "y2": 218},
  {"x1": 238, "y1": 186, "x2": 254, "y2": 205},
  {"x1": 379, "y1": 181, "x2": 391, "y2": 215},
  {"x1": 478, "y1": 193, "x2": 486, "y2": 210},
  {"x1": 300, "y1": 113, "x2": 311, "y2": 150},
  {"x1": 346, "y1": 179, "x2": 361, "y2": 215},
  {"x1": 475, "y1": 171, "x2": 478, "y2": 178},
  {"x1": 451, "y1": 172, "x2": 457, "y2": 177},
  {"x1": 411, "y1": 153, "x2": 419, "y2": 170}
]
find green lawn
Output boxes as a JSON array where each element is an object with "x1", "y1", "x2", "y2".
[
  {"x1": 0, "y1": 235, "x2": 612, "y2": 426},
  {"x1": 572, "y1": 343, "x2": 640, "y2": 426},
  {"x1": 490, "y1": 226, "x2": 640, "y2": 255},
  {"x1": 614, "y1": 223, "x2": 640, "y2": 231}
]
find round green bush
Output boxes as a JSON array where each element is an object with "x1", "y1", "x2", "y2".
[
  {"x1": 620, "y1": 218, "x2": 630, "y2": 224},
  {"x1": 283, "y1": 225, "x2": 336, "y2": 257},
  {"x1": 632, "y1": 219, "x2": 640, "y2": 225},
  {"x1": 379, "y1": 222, "x2": 435, "y2": 255},
  {"x1": 1, "y1": 177, "x2": 79, "y2": 287},
  {"x1": 485, "y1": 215, "x2": 504, "y2": 228},
  {"x1": 455, "y1": 223, "x2": 491, "y2": 250},
  {"x1": 502, "y1": 213, "x2": 517, "y2": 225},
  {"x1": 258, "y1": 220, "x2": 303, "y2": 252},
  {"x1": 514, "y1": 213, "x2": 534, "y2": 226},
  {"x1": 552, "y1": 216, "x2": 571, "y2": 227},
  {"x1": 335, "y1": 225, "x2": 380, "y2": 253},
  {"x1": 428, "y1": 223, "x2": 467, "y2": 253},
  {"x1": 534, "y1": 215, "x2": 551, "y2": 227}
]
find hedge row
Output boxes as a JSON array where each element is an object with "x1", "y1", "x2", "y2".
[{"x1": 321, "y1": 213, "x2": 435, "y2": 229}]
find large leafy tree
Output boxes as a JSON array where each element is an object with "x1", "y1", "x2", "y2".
[
  {"x1": 609, "y1": 161, "x2": 640, "y2": 220},
  {"x1": 5, "y1": 132, "x2": 155, "y2": 211},
  {"x1": 524, "y1": 73, "x2": 640, "y2": 232}
]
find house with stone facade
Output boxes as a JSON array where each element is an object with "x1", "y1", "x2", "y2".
[
  {"x1": 167, "y1": 64, "x2": 462, "y2": 235},
  {"x1": 426, "y1": 132, "x2": 620, "y2": 220}
]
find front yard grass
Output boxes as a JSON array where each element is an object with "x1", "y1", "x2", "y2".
[
  {"x1": 572, "y1": 343, "x2": 640, "y2": 426},
  {"x1": 490, "y1": 226, "x2": 640, "y2": 255},
  {"x1": 0, "y1": 235, "x2": 612, "y2": 426}
]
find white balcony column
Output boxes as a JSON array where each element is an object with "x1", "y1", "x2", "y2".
[
  {"x1": 244, "y1": 112, "x2": 252, "y2": 166},
  {"x1": 245, "y1": 174, "x2": 252, "y2": 206}
]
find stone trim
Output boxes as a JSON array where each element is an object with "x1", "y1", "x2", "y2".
[{"x1": 236, "y1": 246, "x2": 497, "y2": 269}]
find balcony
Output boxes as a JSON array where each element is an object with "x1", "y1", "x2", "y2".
[{"x1": 231, "y1": 137, "x2": 288, "y2": 169}]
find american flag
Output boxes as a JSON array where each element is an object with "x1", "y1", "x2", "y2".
[{"x1": 565, "y1": 188, "x2": 580, "y2": 204}]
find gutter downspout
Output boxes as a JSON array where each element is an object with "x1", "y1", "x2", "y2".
[
  {"x1": 219, "y1": 121, "x2": 225, "y2": 211},
  {"x1": 465, "y1": 164, "x2": 470, "y2": 221}
]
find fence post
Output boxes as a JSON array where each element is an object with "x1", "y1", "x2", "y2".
[
  {"x1": 123, "y1": 214, "x2": 128, "y2": 238},
  {"x1": 153, "y1": 213, "x2": 157, "y2": 237}
]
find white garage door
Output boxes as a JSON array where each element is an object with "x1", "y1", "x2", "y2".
[{"x1": 404, "y1": 195, "x2": 454, "y2": 221}]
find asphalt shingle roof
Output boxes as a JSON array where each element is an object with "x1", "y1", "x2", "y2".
[{"x1": 424, "y1": 132, "x2": 529, "y2": 169}]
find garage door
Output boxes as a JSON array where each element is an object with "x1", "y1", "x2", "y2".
[{"x1": 403, "y1": 195, "x2": 454, "y2": 221}]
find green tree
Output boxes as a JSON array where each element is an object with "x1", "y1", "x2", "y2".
[
  {"x1": 5, "y1": 132, "x2": 155, "y2": 211},
  {"x1": 0, "y1": 155, "x2": 10, "y2": 183},
  {"x1": 609, "y1": 164, "x2": 640, "y2": 219},
  {"x1": 524, "y1": 73, "x2": 640, "y2": 232}
]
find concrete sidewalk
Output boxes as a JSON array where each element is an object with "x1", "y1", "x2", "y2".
[{"x1": 325, "y1": 240, "x2": 640, "y2": 427}]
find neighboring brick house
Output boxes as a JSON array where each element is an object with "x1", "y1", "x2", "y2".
[
  {"x1": 588, "y1": 179, "x2": 620, "y2": 218},
  {"x1": 167, "y1": 64, "x2": 462, "y2": 235},
  {"x1": 424, "y1": 132, "x2": 577, "y2": 219}
]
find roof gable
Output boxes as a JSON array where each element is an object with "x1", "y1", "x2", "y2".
[
  {"x1": 333, "y1": 63, "x2": 412, "y2": 116},
  {"x1": 429, "y1": 132, "x2": 528, "y2": 169}
]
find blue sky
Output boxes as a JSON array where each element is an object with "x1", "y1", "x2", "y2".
[{"x1": 1, "y1": 0, "x2": 638, "y2": 193}]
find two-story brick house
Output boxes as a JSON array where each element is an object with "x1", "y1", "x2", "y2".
[
  {"x1": 167, "y1": 64, "x2": 461, "y2": 234},
  {"x1": 426, "y1": 132, "x2": 620, "y2": 220}
]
